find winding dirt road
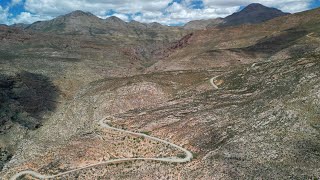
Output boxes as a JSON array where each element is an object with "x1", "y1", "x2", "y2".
[
  {"x1": 210, "y1": 76, "x2": 219, "y2": 89},
  {"x1": 9, "y1": 117, "x2": 193, "y2": 180}
]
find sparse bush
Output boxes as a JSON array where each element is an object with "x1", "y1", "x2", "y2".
[
  {"x1": 177, "y1": 153, "x2": 186, "y2": 159},
  {"x1": 141, "y1": 131, "x2": 150, "y2": 135},
  {"x1": 192, "y1": 152, "x2": 199, "y2": 159}
]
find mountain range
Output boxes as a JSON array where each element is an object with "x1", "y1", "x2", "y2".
[
  {"x1": 24, "y1": 10, "x2": 180, "y2": 36},
  {"x1": 14, "y1": 3, "x2": 290, "y2": 34},
  {"x1": 0, "y1": 3, "x2": 320, "y2": 180}
]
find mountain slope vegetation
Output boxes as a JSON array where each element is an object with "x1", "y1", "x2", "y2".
[{"x1": 0, "y1": 4, "x2": 319, "y2": 179}]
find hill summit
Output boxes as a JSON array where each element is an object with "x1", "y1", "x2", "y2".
[
  {"x1": 185, "y1": 3, "x2": 289, "y2": 29},
  {"x1": 222, "y1": 3, "x2": 290, "y2": 27}
]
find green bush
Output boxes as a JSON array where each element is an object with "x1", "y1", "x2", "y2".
[
  {"x1": 177, "y1": 153, "x2": 186, "y2": 159},
  {"x1": 141, "y1": 131, "x2": 150, "y2": 135}
]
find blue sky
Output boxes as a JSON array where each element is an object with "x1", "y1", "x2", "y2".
[{"x1": 0, "y1": 0, "x2": 319, "y2": 25}]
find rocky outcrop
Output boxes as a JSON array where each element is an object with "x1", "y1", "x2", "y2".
[{"x1": 152, "y1": 33, "x2": 193, "y2": 59}]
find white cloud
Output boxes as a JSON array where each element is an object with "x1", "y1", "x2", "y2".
[
  {"x1": 0, "y1": 6, "x2": 10, "y2": 24},
  {"x1": 24, "y1": 0, "x2": 172, "y2": 17},
  {"x1": 99, "y1": 13, "x2": 130, "y2": 22},
  {"x1": 203, "y1": 0, "x2": 312, "y2": 12},
  {"x1": 132, "y1": 1, "x2": 238, "y2": 24},
  {"x1": 11, "y1": 12, "x2": 53, "y2": 24},
  {"x1": 275, "y1": 1, "x2": 311, "y2": 12},
  {"x1": 130, "y1": 0, "x2": 313, "y2": 25},
  {"x1": 0, "y1": 0, "x2": 315, "y2": 25},
  {"x1": 167, "y1": 2, "x2": 238, "y2": 20}
]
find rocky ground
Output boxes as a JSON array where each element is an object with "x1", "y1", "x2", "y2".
[{"x1": 0, "y1": 6, "x2": 320, "y2": 180}]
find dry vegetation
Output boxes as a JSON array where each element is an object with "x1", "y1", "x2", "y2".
[{"x1": 1, "y1": 6, "x2": 320, "y2": 180}]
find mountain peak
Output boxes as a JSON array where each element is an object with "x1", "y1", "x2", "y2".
[
  {"x1": 245, "y1": 3, "x2": 268, "y2": 9},
  {"x1": 221, "y1": 3, "x2": 289, "y2": 27},
  {"x1": 105, "y1": 16, "x2": 127, "y2": 28},
  {"x1": 147, "y1": 22, "x2": 164, "y2": 28},
  {"x1": 240, "y1": 3, "x2": 286, "y2": 13},
  {"x1": 26, "y1": 10, "x2": 101, "y2": 33},
  {"x1": 128, "y1": 20, "x2": 147, "y2": 29},
  {"x1": 106, "y1": 16, "x2": 125, "y2": 22},
  {"x1": 129, "y1": 20, "x2": 141, "y2": 24},
  {"x1": 66, "y1": 10, "x2": 95, "y2": 17}
]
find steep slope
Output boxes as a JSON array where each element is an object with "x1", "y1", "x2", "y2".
[
  {"x1": 184, "y1": 3, "x2": 289, "y2": 30},
  {"x1": 107, "y1": 51, "x2": 320, "y2": 179},
  {"x1": 184, "y1": 18, "x2": 224, "y2": 30},
  {"x1": 10, "y1": 23, "x2": 29, "y2": 29},
  {"x1": 3, "y1": 39, "x2": 320, "y2": 179},
  {"x1": 24, "y1": 11, "x2": 188, "y2": 62},
  {"x1": 221, "y1": 3, "x2": 290, "y2": 27},
  {"x1": 149, "y1": 7, "x2": 320, "y2": 72},
  {"x1": 26, "y1": 10, "x2": 186, "y2": 38},
  {"x1": 127, "y1": 20, "x2": 147, "y2": 29},
  {"x1": 1, "y1": 5, "x2": 320, "y2": 180},
  {"x1": 26, "y1": 10, "x2": 105, "y2": 34},
  {"x1": 104, "y1": 16, "x2": 128, "y2": 29},
  {"x1": 0, "y1": 11, "x2": 189, "y2": 160}
]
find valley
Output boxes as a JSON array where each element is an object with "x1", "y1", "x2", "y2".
[{"x1": 0, "y1": 3, "x2": 320, "y2": 180}]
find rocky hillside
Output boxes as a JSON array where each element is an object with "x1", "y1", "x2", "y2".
[
  {"x1": 26, "y1": 10, "x2": 185, "y2": 38},
  {"x1": 26, "y1": 10, "x2": 104, "y2": 34},
  {"x1": 23, "y1": 10, "x2": 188, "y2": 63},
  {"x1": 151, "y1": 7, "x2": 319, "y2": 72},
  {"x1": 0, "y1": 4, "x2": 320, "y2": 180},
  {"x1": 0, "y1": 11, "x2": 190, "y2": 169}
]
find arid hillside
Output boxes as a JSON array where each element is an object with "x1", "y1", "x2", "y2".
[
  {"x1": 0, "y1": 4, "x2": 320, "y2": 180},
  {"x1": 149, "y1": 7, "x2": 320, "y2": 72}
]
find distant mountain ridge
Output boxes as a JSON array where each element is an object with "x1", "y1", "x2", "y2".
[
  {"x1": 10, "y1": 23, "x2": 29, "y2": 29},
  {"x1": 1, "y1": 3, "x2": 320, "y2": 179},
  {"x1": 184, "y1": 18, "x2": 224, "y2": 30},
  {"x1": 24, "y1": 3, "x2": 289, "y2": 34},
  {"x1": 184, "y1": 3, "x2": 290, "y2": 30},
  {"x1": 26, "y1": 10, "x2": 177, "y2": 36},
  {"x1": 18, "y1": 3, "x2": 292, "y2": 63}
]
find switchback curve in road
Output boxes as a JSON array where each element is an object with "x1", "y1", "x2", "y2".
[
  {"x1": 210, "y1": 76, "x2": 219, "y2": 89},
  {"x1": 9, "y1": 117, "x2": 193, "y2": 180}
]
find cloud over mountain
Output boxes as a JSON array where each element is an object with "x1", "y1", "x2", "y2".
[{"x1": 0, "y1": 0, "x2": 316, "y2": 25}]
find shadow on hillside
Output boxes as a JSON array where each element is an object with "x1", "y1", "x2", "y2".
[
  {"x1": 0, "y1": 71, "x2": 59, "y2": 131},
  {"x1": 236, "y1": 29, "x2": 309, "y2": 56},
  {"x1": 200, "y1": 29, "x2": 309, "y2": 62}
]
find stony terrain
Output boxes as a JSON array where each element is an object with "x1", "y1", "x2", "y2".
[{"x1": 0, "y1": 3, "x2": 320, "y2": 180}]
